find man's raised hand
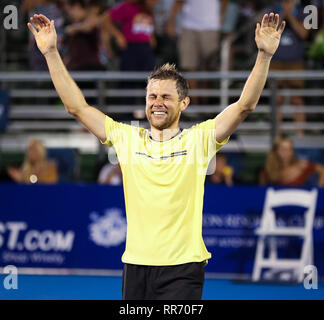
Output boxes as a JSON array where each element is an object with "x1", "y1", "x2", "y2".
[
  {"x1": 27, "y1": 14, "x2": 57, "y2": 56},
  {"x1": 255, "y1": 13, "x2": 286, "y2": 57}
]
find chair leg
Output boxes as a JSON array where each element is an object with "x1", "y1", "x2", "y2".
[
  {"x1": 298, "y1": 265, "x2": 305, "y2": 283},
  {"x1": 298, "y1": 235, "x2": 312, "y2": 283},
  {"x1": 269, "y1": 236, "x2": 277, "y2": 261},
  {"x1": 252, "y1": 236, "x2": 265, "y2": 281},
  {"x1": 309, "y1": 235, "x2": 314, "y2": 266}
]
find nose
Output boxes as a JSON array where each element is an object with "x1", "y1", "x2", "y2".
[
  {"x1": 151, "y1": 96, "x2": 164, "y2": 107},
  {"x1": 154, "y1": 95, "x2": 164, "y2": 104}
]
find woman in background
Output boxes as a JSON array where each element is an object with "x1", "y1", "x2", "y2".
[
  {"x1": 259, "y1": 136, "x2": 324, "y2": 187},
  {"x1": 103, "y1": 0, "x2": 158, "y2": 72},
  {"x1": 206, "y1": 154, "x2": 234, "y2": 187},
  {"x1": 7, "y1": 139, "x2": 58, "y2": 184}
]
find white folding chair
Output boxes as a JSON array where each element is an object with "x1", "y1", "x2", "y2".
[{"x1": 252, "y1": 188, "x2": 318, "y2": 283}]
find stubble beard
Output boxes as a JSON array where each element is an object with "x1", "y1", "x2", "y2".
[{"x1": 147, "y1": 110, "x2": 180, "y2": 131}]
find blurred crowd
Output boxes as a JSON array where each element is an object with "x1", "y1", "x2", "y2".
[
  {"x1": 18, "y1": 0, "x2": 324, "y2": 73},
  {"x1": 16, "y1": 0, "x2": 324, "y2": 133},
  {"x1": 1, "y1": 0, "x2": 324, "y2": 186},
  {"x1": 3, "y1": 136, "x2": 324, "y2": 187}
]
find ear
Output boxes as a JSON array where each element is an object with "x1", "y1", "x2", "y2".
[{"x1": 180, "y1": 97, "x2": 190, "y2": 112}]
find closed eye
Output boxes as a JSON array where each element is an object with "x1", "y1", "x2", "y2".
[{"x1": 148, "y1": 94, "x2": 172, "y2": 100}]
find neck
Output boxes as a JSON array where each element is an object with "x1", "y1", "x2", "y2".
[
  {"x1": 150, "y1": 124, "x2": 180, "y2": 142},
  {"x1": 281, "y1": 159, "x2": 291, "y2": 168}
]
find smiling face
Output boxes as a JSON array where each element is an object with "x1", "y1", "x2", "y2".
[{"x1": 146, "y1": 79, "x2": 189, "y2": 130}]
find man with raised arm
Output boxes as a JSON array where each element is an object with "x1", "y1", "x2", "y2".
[{"x1": 28, "y1": 13, "x2": 285, "y2": 300}]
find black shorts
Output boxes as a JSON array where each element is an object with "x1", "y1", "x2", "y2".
[{"x1": 122, "y1": 261, "x2": 206, "y2": 300}]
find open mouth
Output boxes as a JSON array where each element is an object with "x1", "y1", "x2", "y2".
[
  {"x1": 151, "y1": 110, "x2": 168, "y2": 119},
  {"x1": 152, "y1": 111, "x2": 167, "y2": 115}
]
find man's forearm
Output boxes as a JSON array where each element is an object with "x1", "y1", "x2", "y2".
[
  {"x1": 237, "y1": 51, "x2": 272, "y2": 111},
  {"x1": 44, "y1": 50, "x2": 88, "y2": 115}
]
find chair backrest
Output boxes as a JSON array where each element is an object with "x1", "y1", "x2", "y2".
[{"x1": 260, "y1": 188, "x2": 318, "y2": 231}]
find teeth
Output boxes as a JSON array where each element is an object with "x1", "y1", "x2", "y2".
[{"x1": 153, "y1": 112, "x2": 166, "y2": 115}]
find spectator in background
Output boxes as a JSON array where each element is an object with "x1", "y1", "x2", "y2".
[
  {"x1": 308, "y1": 0, "x2": 324, "y2": 69},
  {"x1": 153, "y1": 0, "x2": 179, "y2": 66},
  {"x1": 270, "y1": 0, "x2": 309, "y2": 136},
  {"x1": 102, "y1": 0, "x2": 158, "y2": 110},
  {"x1": 309, "y1": 27, "x2": 324, "y2": 67},
  {"x1": 259, "y1": 136, "x2": 324, "y2": 187},
  {"x1": 98, "y1": 163, "x2": 123, "y2": 185},
  {"x1": 63, "y1": 0, "x2": 105, "y2": 71},
  {"x1": 229, "y1": 1, "x2": 257, "y2": 70},
  {"x1": 103, "y1": 0, "x2": 158, "y2": 72},
  {"x1": 22, "y1": 0, "x2": 65, "y2": 70},
  {"x1": 221, "y1": 0, "x2": 240, "y2": 71},
  {"x1": 311, "y1": 0, "x2": 324, "y2": 29},
  {"x1": 7, "y1": 139, "x2": 58, "y2": 184},
  {"x1": 167, "y1": 0, "x2": 228, "y2": 104},
  {"x1": 206, "y1": 154, "x2": 234, "y2": 186}
]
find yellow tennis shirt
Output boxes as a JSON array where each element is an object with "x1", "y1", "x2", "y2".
[{"x1": 101, "y1": 115, "x2": 229, "y2": 266}]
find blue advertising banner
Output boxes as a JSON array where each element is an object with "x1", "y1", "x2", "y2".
[
  {"x1": 203, "y1": 186, "x2": 324, "y2": 276},
  {"x1": 0, "y1": 184, "x2": 323, "y2": 277}
]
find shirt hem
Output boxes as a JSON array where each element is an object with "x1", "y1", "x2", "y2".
[{"x1": 121, "y1": 255, "x2": 212, "y2": 266}]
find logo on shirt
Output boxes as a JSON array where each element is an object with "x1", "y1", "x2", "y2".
[
  {"x1": 88, "y1": 208, "x2": 127, "y2": 247},
  {"x1": 132, "y1": 13, "x2": 153, "y2": 35},
  {"x1": 135, "y1": 150, "x2": 187, "y2": 160}
]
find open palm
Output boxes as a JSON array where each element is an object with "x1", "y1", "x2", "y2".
[
  {"x1": 255, "y1": 13, "x2": 286, "y2": 56},
  {"x1": 28, "y1": 14, "x2": 57, "y2": 56}
]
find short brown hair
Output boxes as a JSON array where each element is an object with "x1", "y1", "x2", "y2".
[{"x1": 147, "y1": 63, "x2": 189, "y2": 101}]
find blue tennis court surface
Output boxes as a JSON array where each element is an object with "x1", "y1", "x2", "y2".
[{"x1": 0, "y1": 275, "x2": 323, "y2": 300}]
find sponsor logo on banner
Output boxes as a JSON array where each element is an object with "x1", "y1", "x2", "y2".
[
  {"x1": 0, "y1": 221, "x2": 75, "y2": 266},
  {"x1": 202, "y1": 213, "x2": 324, "y2": 249},
  {"x1": 88, "y1": 208, "x2": 127, "y2": 248}
]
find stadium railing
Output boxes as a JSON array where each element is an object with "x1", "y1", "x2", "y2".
[{"x1": 0, "y1": 70, "x2": 323, "y2": 154}]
